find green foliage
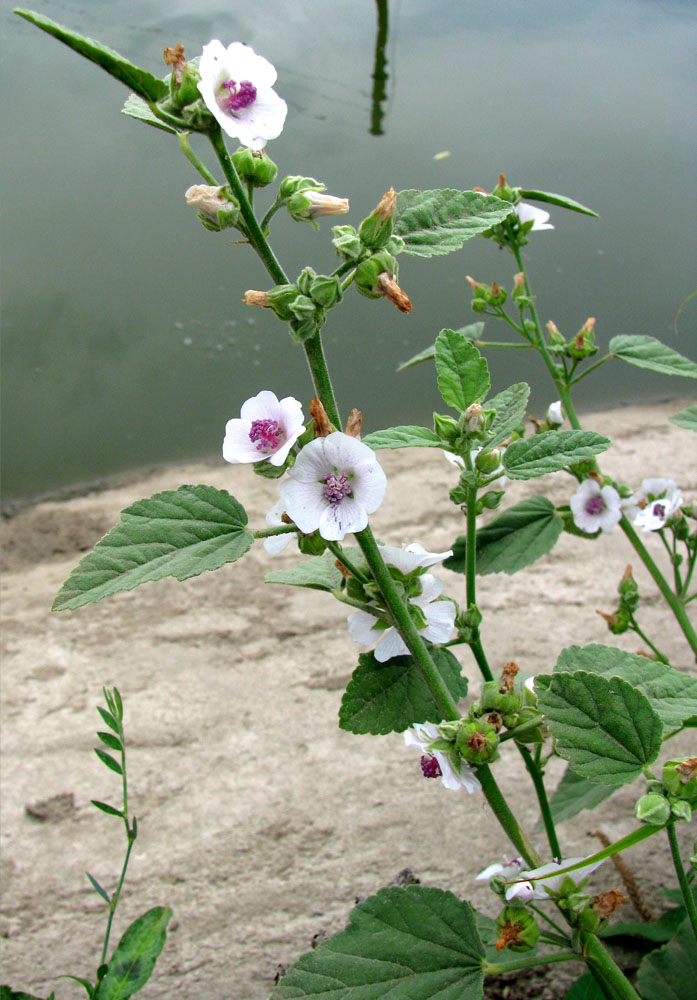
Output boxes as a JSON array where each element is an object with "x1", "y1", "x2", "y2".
[
  {"x1": 394, "y1": 189, "x2": 514, "y2": 257},
  {"x1": 608, "y1": 335, "x2": 697, "y2": 379},
  {"x1": 396, "y1": 323, "x2": 485, "y2": 372},
  {"x1": 121, "y1": 94, "x2": 179, "y2": 134},
  {"x1": 535, "y1": 671, "x2": 663, "y2": 785},
  {"x1": 95, "y1": 907, "x2": 172, "y2": 1000},
  {"x1": 0, "y1": 990, "x2": 55, "y2": 1000},
  {"x1": 52, "y1": 486, "x2": 254, "y2": 611},
  {"x1": 446, "y1": 496, "x2": 562, "y2": 576},
  {"x1": 669, "y1": 404, "x2": 697, "y2": 433},
  {"x1": 271, "y1": 886, "x2": 486, "y2": 1000},
  {"x1": 86, "y1": 871, "x2": 112, "y2": 904},
  {"x1": 635, "y1": 918, "x2": 697, "y2": 1000},
  {"x1": 435, "y1": 330, "x2": 490, "y2": 412},
  {"x1": 517, "y1": 189, "x2": 599, "y2": 218},
  {"x1": 361, "y1": 426, "x2": 442, "y2": 450},
  {"x1": 94, "y1": 748, "x2": 123, "y2": 776},
  {"x1": 555, "y1": 644, "x2": 697, "y2": 736},
  {"x1": 562, "y1": 972, "x2": 606, "y2": 999},
  {"x1": 14, "y1": 10, "x2": 167, "y2": 103},
  {"x1": 339, "y1": 647, "x2": 467, "y2": 735},
  {"x1": 484, "y1": 383, "x2": 530, "y2": 447},
  {"x1": 602, "y1": 901, "x2": 693, "y2": 944},
  {"x1": 503, "y1": 430, "x2": 610, "y2": 480},
  {"x1": 546, "y1": 766, "x2": 617, "y2": 825},
  {"x1": 266, "y1": 551, "x2": 344, "y2": 592}
]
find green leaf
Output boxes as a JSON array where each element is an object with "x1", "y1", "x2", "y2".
[
  {"x1": 435, "y1": 330, "x2": 490, "y2": 412},
  {"x1": 394, "y1": 189, "x2": 514, "y2": 258},
  {"x1": 95, "y1": 906, "x2": 172, "y2": 1000},
  {"x1": 555, "y1": 644, "x2": 697, "y2": 737},
  {"x1": 546, "y1": 765, "x2": 618, "y2": 826},
  {"x1": 396, "y1": 324, "x2": 485, "y2": 372},
  {"x1": 445, "y1": 497, "x2": 562, "y2": 577},
  {"x1": 86, "y1": 870, "x2": 112, "y2": 904},
  {"x1": 52, "y1": 485, "x2": 254, "y2": 611},
  {"x1": 266, "y1": 551, "x2": 343, "y2": 593},
  {"x1": 535, "y1": 671, "x2": 663, "y2": 785},
  {"x1": 608, "y1": 335, "x2": 697, "y2": 379},
  {"x1": 669, "y1": 404, "x2": 697, "y2": 433},
  {"x1": 339, "y1": 647, "x2": 467, "y2": 735},
  {"x1": 14, "y1": 10, "x2": 167, "y2": 103},
  {"x1": 97, "y1": 707, "x2": 120, "y2": 735},
  {"x1": 271, "y1": 885, "x2": 485, "y2": 1000},
  {"x1": 91, "y1": 800, "x2": 124, "y2": 819},
  {"x1": 517, "y1": 189, "x2": 599, "y2": 218},
  {"x1": 97, "y1": 731, "x2": 122, "y2": 752},
  {"x1": 635, "y1": 918, "x2": 697, "y2": 1000},
  {"x1": 602, "y1": 905, "x2": 691, "y2": 944},
  {"x1": 0, "y1": 989, "x2": 54, "y2": 1000},
  {"x1": 361, "y1": 426, "x2": 442, "y2": 450},
  {"x1": 94, "y1": 748, "x2": 122, "y2": 775},
  {"x1": 562, "y1": 972, "x2": 606, "y2": 999},
  {"x1": 503, "y1": 430, "x2": 610, "y2": 480},
  {"x1": 122, "y1": 93, "x2": 179, "y2": 134},
  {"x1": 484, "y1": 382, "x2": 530, "y2": 448}
]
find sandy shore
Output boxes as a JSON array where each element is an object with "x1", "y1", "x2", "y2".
[{"x1": 1, "y1": 400, "x2": 695, "y2": 999}]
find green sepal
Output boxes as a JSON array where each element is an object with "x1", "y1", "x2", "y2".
[{"x1": 516, "y1": 188, "x2": 599, "y2": 217}]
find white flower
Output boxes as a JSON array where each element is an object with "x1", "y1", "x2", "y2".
[
  {"x1": 374, "y1": 542, "x2": 454, "y2": 575},
  {"x1": 570, "y1": 479, "x2": 622, "y2": 534},
  {"x1": 505, "y1": 856, "x2": 606, "y2": 902},
  {"x1": 547, "y1": 400, "x2": 564, "y2": 426},
  {"x1": 476, "y1": 858, "x2": 523, "y2": 882},
  {"x1": 197, "y1": 40, "x2": 287, "y2": 150},
  {"x1": 263, "y1": 499, "x2": 293, "y2": 554},
  {"x1": 223, "y1": 391, "x2": 304, "y2": 467},
  {"x1": 348, "y1": 572, "x2": 455, "y2": 662},
  {"x1": 623, "y1": 478, "x2": 683, "y2": 532},
  {"x1": 515, "y1": 202, "x2": 554, "y2": 231},
  {"x1": 279, "y1": 432, "x2": 386, "y2": 541},
  {"x1": 404, "y1": 722, "x2": 481, "y2": 793},
  {"x1": 299, "y1": 191, "x2": 350, "y2": 219}
]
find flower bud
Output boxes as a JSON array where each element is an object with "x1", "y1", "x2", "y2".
[
  {"x1": 332, "y1": 225, "x2": 365, "y2": 262},
  {"x1": 359, "y1": 187, "x2": 397, "y2": 250},
  {"x1": 486, "y1": 280, "x2": 507, "y2": 307},
  {"x1": 475, "y1": 448, "x2": 503, "y2": 475},
  {"x1": 164, "y1": 44, "x2": 201, "y2": 107},
  {"x1": 309, "y1": 273, "x2": 342, "y2": 309},
  {"x1": 434, "y1": 413, "x2": 461, "y2": 446},
  {"x1": 185, "y1": 184, "x2": 240, "y2": 230},
  {"x1": 298, "y1": 532, "x2": 328, "y2": 556},
  {"x1": 663, "y1": 757, "x2": 697, "y2": 805},
  {"x1": 495, "y1": 907, "x2": 539, "y2": 952},
  {"x1": 595, "y1": 608, "x2": 630, "y2": 635},
  {"x1": 671, "y1": 800, "x2": 692, "y2": 823},
  {"x1": 355, "y1": 251, "x2": 398, "y2": 299},
  {"x1": 288, "y1": 190, "x2": 350, "y2": 227},
  {"x1": 546, "y1": 320, "x2": 566, "y2": 348},
  {"x1": 465, "y1": 403, "x2": 484, "y2": 434},
  {"x1": 466, "y1": 275, "x2": 487, "y2": 299},
  {"x1": 232, "y1": 146, "x2": 278, "y2": 187},
  {"x1": 455, "y1": 718, "x2": 500, "y2": 764},
  {"x1": 635, "y1": 791, "x2": 671, "y2": 826},
  {"x1": 492, "y1": 173, "x2": 514, "y2": 202},
  {"x1": 546, "y1": 401, "x2": 564, "y2": 427},
  {"x1": 567, "y1": 317, "x2": 598, "y2": 359},
  {"x1": 279, "y1": 175, "x2": 325, "y2": 198},
  {"x1": 265, "y1": 283, "x2": 302, "y2": 322}
]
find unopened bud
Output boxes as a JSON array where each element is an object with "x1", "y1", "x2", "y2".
[
  {"x1": 513, "y1": 272, "x2": 526, "y2": 292},
  {"x1": 568, "y1": 317, "x2": 598, "y2": 359},
  {"x1": 595, "y1": 608, "x2": 630, "y2": 635},
  {"x1": 232, "y1": 146, "x2": 278, "y2": 187},
  {"x1": 546, "y1": 320, "x2": 565, "y2": 346},
  {"x1": 487, "y1": 280, "x2": 507, "y2": 307},
  {"x1": 663, "y1": 757, "x2": 697, "y2": 804},
  {"x1": 635, "y1": 791, "x2": 671, "y2": 826},
  {"x1": 332, "y1": 224, "x2": 364, "y2": 262},
  {"x1": 465, "y1": 403, "x2": 483, "y2": 433},
  {"x1": 243, "y1": 290, "x2": 270, "y2": 307},
  {"x1": 359, "y1": 187, "x2": 397, "y2": 250},
  {"x1": 466, "y1": 275, "x2": 486, "y2": 296},
  {"x1": 493, "y1": 173, "x2": 513, "y2": 201},
  {"x1": 546, "y1": 401, "x2": 564, "y2": 427},
  {"x1": 185, "y1": 184, "x2": 240, "y2": 230}
]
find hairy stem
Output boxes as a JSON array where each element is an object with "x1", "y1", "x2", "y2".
[
  {"x1": 667, "y1": 820, "x2": 697, "y2": 945},
  {"x1": 519, "y1": 745, "x2": 562, "y2": 859}
]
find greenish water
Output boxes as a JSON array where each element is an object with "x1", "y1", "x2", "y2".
[{"x1": 2, "y1": 0, "x2": 696, "y2": 501}]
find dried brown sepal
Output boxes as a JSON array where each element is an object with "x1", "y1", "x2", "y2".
[
  {"x1": 163, "y1": 43, "x2": 186, "y2": 84},
  {"x1": 591, "y1": 889, "x2": 627, "y2": 920},
  {"x1": 344, "y1": 409, "x2": 362, "y2": 439},
  {"x1": 473, "y1": 186, "x2": 488, "y2": 195},
  {"x1": 467, "y1": 732, "x2": 488, "y2": 753},
  {"x1": 486, "y1": 711, "x2": 503, "y2": 733},
  {"x1": 589, "y1": 830, "x2": 655, "y2": 921},
  {"x1": 375, "y1": 187, "x2": 397, "y2": 219},
  {"x1": 546, "y1": 320, "x2": 563, "y2": 338},
  {"x1": 281, "y1": 512, "x2": 293, "y2": 525},
  {"x1": 377, "y1": 273, "x2": 412, "y2": 314},
  {"x1": 500, "y1": 661, "x2": 519, "y2": 692},
  {"x1": 243, "y1": 290, "x2": 270, "y2": 307},
  {"x1": 529, "y1": 415, "x2": 543, "y2": 431},
  {"x1": 676, "y1": 757, "x2": 697, "y2": 783},
  {"x1": 466, "y1": 274, "x2": 482, "y2": 293},
  {"x1": 596, "y1": 609, "x2": 621, "y2": 627},
  {"x1": 513, "y1": 272, "x2": 526, "y2": 292},
  {"x1": 309, "y1": 397, "x2": 332, "y2": 437},
  {"x1": 334, "y1": 560, "x2": 352, "y2": 579}
]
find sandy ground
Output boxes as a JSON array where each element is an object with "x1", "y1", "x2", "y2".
[{"x1": 1, "y1": 400, "x2": 696, "y2": 999}]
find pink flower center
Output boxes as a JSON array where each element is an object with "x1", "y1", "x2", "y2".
[
  {"x1": 420, "y1": 755, "x2": 442, "y2": 779},
  {"x1": 220, "y1": 78, "x2": 257, "y2": 113},
  {"x1": 652, "y1": 502, "x2": 666, "y2": 519},
  {"x1": 585, "y1": 495, "x2": 605, "y2": 516},
  {"x1": 322, "y1": 472, "x2": 352, "y2": 505},
  {"x1": 249, "y1": 419, "x2": 283, "y2": 454}
]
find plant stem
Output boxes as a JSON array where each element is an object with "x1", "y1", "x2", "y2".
[
  {"x1": 325, "y1": 541, "x2": 369, "y2": 583},
  {"x1": 484, "y1": 949, "x2": 578, "y2": 975},
  {"x1": 100, "y1": 714, "x2": 136, "y2": 966},
  {"x1": 463, "y1": 485, "x2": 494, "y2": 682},
  {"x1": 518, "y1": 745, "x2": 562, "y2": 859},
  {"x1": 667, "y1": 820, "x2": 697, "y2": 945},
  {"x1": 580, "y1": 933, "x2": 643, "y2": 1000},
  {"x1": 475, "y1": 764, "x2": 541, "y2": 868},
  {"x1": 354, "y1": 526, "x2": 460, "y2": 722},
  {"x1": 304, "y1": 334, "x2": 342, "y2": 429},
  {"x1": 627, "y1": 612, "x2": 668, "y2": 663},
  {"x1": 178, "y1": 132, "x2": 218, "y2": 184}
]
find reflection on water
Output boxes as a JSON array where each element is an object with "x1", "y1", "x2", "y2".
[{"x1": 1, "y1": 0, "x2": 696, "y2": 500}]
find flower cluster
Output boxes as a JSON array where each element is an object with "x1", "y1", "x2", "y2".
[{"x1": 623, "y1": 478, "x2": 683, "y2": 532}]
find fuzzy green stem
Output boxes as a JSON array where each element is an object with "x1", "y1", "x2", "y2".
[
  {"x1": 475, "y1": 764, "x2": 540, "y2": 868},
  {"x1": 627, "y1": 612, "x2": 668, "y2": 663},
  {"x1": 484, "y1": 950, "x2": 578, "y2": 975},
  {"x1": 304, "y1": 334, "x2": 342, "y2": 429},
  {"x1": 178, "y1": 132, "x2": 218, "y2": 184},
  {"x1": 463, "y1": 484, "x2": 495, "y2": 682},
  {"x1": 253, "y1": 525, "x2": 298, "y2": 540},
  {"x1": 354, "y1": 526, "x2": 460, "y2": 721},
  {"x1": 580, "y1": 933, "x2": 643, "y2": 1000},
  {"x1": 667, "y1": 820, "x2": 697, "y2": 945},
  {"x1": 518, "y1": 746, "x2": 562, "y2": 860}
]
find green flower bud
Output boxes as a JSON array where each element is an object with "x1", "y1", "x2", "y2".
[
  {"x1": 332, "y1": 225, "x2": 365, "y2": 262},
  {"x1": 298, "y1": 532, "x2": 327, "y2": 556},
  {"x1": 485, "y1": 281, "x2": 507, "y2": 307},
  {"x1": 359, "y1": 188, "x2": 397, "y2": 250},
  {"x1": 288, "y1": 191, "x2": 349, "y2": 228},
  {"x1": 671, "y1": 800, "x2": 692, "y2": 823},
  {"x1": 232, "y1": 146, "x2": 278, "y2": 187},
  {"x1": 185, "y1": 184, "x2": 240, "y2": 231},
  {"x1": 279, "y1": 175, "x2": 325, "y2": 198},
  {"x1": 495, "y1": 907, "x2": 539, "y2": 952},
  {"x1": 493, "y1": 173, "x2": 514, "y2": 202},
  {"x1": 635, "y1": 791, "x2": 671, "y2": 826},
  {"x1": 289, "y1": 294, "x2": 317, "y2": 323},
  {"x1": 455, "y1": 718, "x2": 499, "y2": 763},
  {"x1": 471, "y1": 298, "x2": 488, "y2": 314},
  {"x1": 480, "y1": 680, "x2": 520, "y2": 717},
  {"x1": 566, "y1": 318, "x2": 598, "y2": 360},
  {"x1": 475, "y1": 448, "x2": 503, "y2": 475},
  {"x1": 265, "y1": 284, "x2": 300, "y2": 322},
  {"x1": 354, "y1": 250, "x2": 398, "y2": 299},
  {"x1": 479, "y1": 490, "x2": 505, "y2": 510},
  {"x1": 434, "y1": 413, "x2": 461, "y2": 447},
  {"x1": 309, "y1": 274, "x2": 342, "y2": 309},
  {"x1": 663, "y1": 758, "x2": 697, "y2": 804}
]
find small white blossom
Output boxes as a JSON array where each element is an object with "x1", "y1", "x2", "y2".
[
  {"x1": 547, "y1": 400, "x2": 564, "y2": 426},
  {"x1": 280, "y1": 432, "x2": 386, "y2": 541},
  {"x1": 197, "y1": 40, "x2": 287, "y2": 150},
  {"x1": 404, "y1": 722, "x2": 481, "y2": 793},
  {"x1": 476, "y1": 858, "x2": 523, "y2": 882},
  {"x1": 505, "y1": 856, "x2": 606, "y2": 902},
  {"x1": 623, "y1": 478, "x2": 683, "y2": 532},
  {"x1": 223, "y1": 390, "x2": 304, "y2": 467},
  {"x1": 515, "y1": 202, "x2": 554, "y2": 231},
  {"x1": 570, "y1": 479, "x2": 622, "y2": 534}
]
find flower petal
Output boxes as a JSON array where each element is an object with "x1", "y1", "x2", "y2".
[
  {"x1": 373, "y1": 628, "x2": 409, "y2": 662},
  {"x1": 318, "y1": 495, "x2": 368, "y2": 540}
]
